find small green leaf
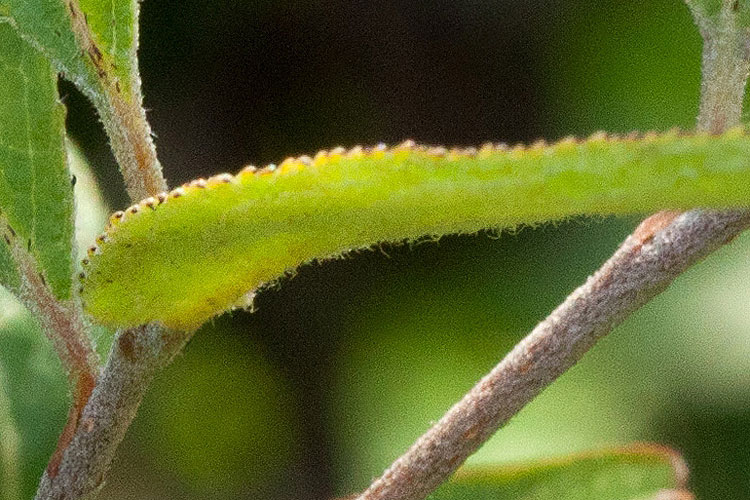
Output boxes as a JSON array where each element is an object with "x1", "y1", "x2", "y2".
[
  {"x1": 76, "y1": 0, "x2": 139, "y2": 96},
  {"x1": 0, "y1": 0, "x2": 165, "y2": 200},
  {"x1": 0, "y1": 0, "x2": 138, "y2": 105},
  {"x1": 428, "y1": 444, "x2": 690, "y2": 500},
  {"x1": 81, "y1": 129, "x2": 750, "y2": 330},
  {"x1": 0, "y1": 24, "x2": 74, "y2": 299}
]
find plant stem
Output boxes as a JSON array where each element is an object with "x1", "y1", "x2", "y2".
[
  {"x1": 24, "y1": 2, "x2": 172, "y2": 496},
  {"x1": 697, "y1": 1, "x2": 750, "y2": 133},
  {"x1": 354, "y1": 3, "x2": 750, "y2": 500},
  {"x1": 30, "y1": 0, "x2": 173, "y2": 488},
  {"x1": 1, "y1": 216, "x2": 98, "y2": 389},
  {"x1": 355, "y1": 210, "x2": 750, "y2": 500},
  {"x1": 1, "y1": 213, "x2": 100, "y2": 478},
  {"x1": 34, "y1": 326, "x2": 191, "y2": 500},
  {"x1": 94, "y1": 93, "x2": 167, "y2": 201}
]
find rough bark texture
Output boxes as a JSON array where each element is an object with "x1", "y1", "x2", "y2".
[
  {"x1": 34, "y1": 326, "x2": 190, "y2": 500},
  {"x1": 355, "y1": 210, "x2": 750, "y2": 500}
]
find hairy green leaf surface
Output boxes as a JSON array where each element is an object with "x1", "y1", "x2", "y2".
[
  {"x1": 0, "y1": 0, "x2": 138, "y2": 104},
  {"x1": 0, "y1": 240, "x2": 18, "y2": 292},
  {"x1": 427, "y1": 444, "x2": 689, "y2": 500},
  {"x1": 81, "y1": 128, "x2": 750, "y2": 330},
  {"x1": 0, "y1": 0, "x2": 164, "y2": 201},
  {"x1": 0, "y1": 24, "x2": 73, "y2": 299}
]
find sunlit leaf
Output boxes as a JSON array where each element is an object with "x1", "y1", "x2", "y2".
[
  {"x1": 80, "y1": 129, "x2": 750, "y2": 330},
  {"x1": 66, "y1": 139, "x2": 110, "y2": 256}
]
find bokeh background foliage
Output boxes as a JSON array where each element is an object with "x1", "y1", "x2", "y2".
[{"x1": 2, "y1": 0, "x2": 750, "y2": 498}]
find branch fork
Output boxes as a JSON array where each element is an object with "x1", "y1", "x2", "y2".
[{"x1": 30, "y1": 1, "x2": 750, "y2": 500}]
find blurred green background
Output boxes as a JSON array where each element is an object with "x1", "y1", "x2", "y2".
[{"x1": 2, "y1": 0, "x2": 750, "y2": 499}]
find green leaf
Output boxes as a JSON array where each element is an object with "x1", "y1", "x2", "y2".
[
  {"x1": 0, "y1": 0, "x2": 165, "y2": 200},
  {"x1": 0, "y1": 246, "x2": 18, "y2": 294},
  {"x1": 0, "y1": 24, "x2": 74, "y2": 299},
  {"x1": 0, "y1": 0, "x2": 138, "y2": 106},
  {"x1": 428, "y1": 445, "x2": 690, "y2": 500},
  {"x1": 80, "y1": 129, "x2": 750, "y2": 330}
]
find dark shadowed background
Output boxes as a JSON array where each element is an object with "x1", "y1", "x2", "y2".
[{"x1": 3, "y1": 0, "x2": 750, "y2": 499}]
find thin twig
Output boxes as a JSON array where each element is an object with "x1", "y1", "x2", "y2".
[
  {"x1": 16, "y1": 259, "x2": 96, "y2": 389},
  {"x1": 1, "y1": 216, "x2": 98, "y2": 388},
  {"x1": 93, "y1": 92, "x2": 167, "y2": 201},
  {"x1": 683, "y1": 0, "x2": 715, "y2": 34},
  {"x1": 1, "y1": 215, "x2": 100, "y2": 477},
  {"x1": 697, "y1": 1, "x2": 750, "y2": 133},
  {"x1": 354, "y1": 3, "x2": 750, "y2": 500},
  {"x1": 34, "y1": 325, "x2": 191, "y2": 500},
  {"x1": 356, "y1": 210, "x2": 750, "y2": 500}
]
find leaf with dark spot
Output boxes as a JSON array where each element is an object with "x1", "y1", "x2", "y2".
[{"x1": 0, "y1": 25, "x2": 74, "y2": 299}]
